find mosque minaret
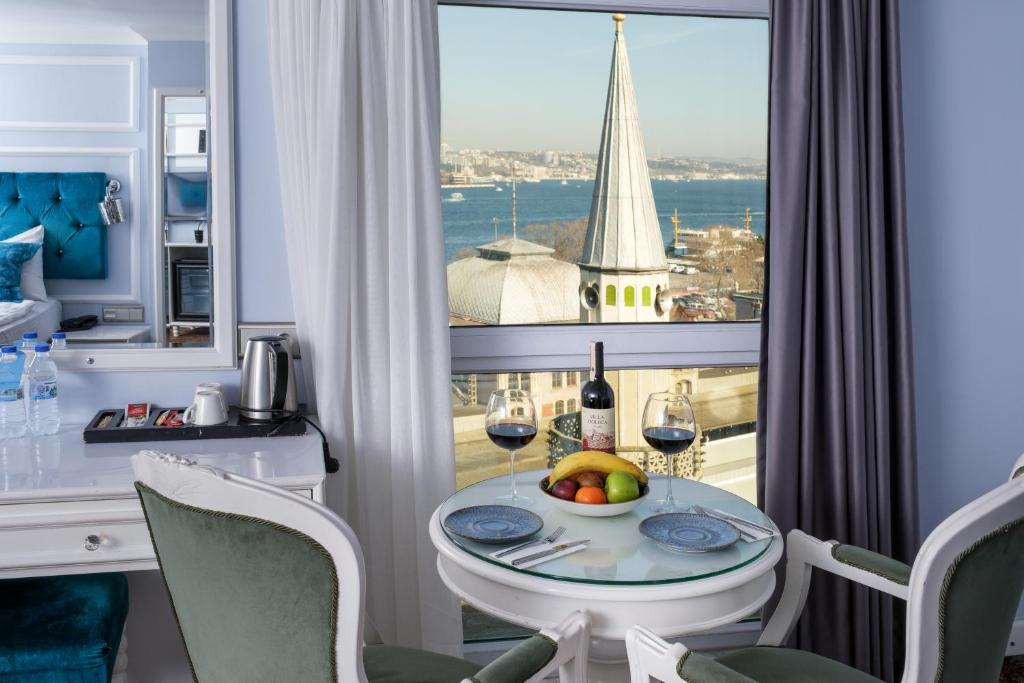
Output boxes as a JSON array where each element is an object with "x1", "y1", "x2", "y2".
[{"x1": 578, "y1": 13, "x2": 671, "y2": 324}]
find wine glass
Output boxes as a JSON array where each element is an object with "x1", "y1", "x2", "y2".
[
  {"x1": 486, "y1": 389, "x2": 538, "y2": 507},
  {"x1": 642, "y1": 391, "x2": 696, "y2": 513}
]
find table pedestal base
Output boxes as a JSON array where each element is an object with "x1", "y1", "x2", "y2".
[{"x1": 587, "y1": 638, "x2": 631, "y2": 683}]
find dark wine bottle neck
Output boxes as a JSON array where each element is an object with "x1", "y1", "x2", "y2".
[{"x1": 590, "y1": 342, "x2": 604, "y2": 380}]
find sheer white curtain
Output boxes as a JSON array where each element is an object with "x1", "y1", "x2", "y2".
[{"x1": 265, "y1": 0, "x2": 462, "y2": 655}]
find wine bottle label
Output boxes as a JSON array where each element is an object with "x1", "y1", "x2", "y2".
[{"x1": 581, "y1": 407, "x2": 615, "y2": 452}]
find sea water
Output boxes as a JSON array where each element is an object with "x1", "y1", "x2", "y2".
[{"x1": 441, "y1": 178, "x2": 766, "y2": 262}]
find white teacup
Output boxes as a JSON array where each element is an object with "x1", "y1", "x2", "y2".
[
  {"x1": 195, "y1": 382, "x2": 227, "y2": 413},
  {"x1": 183, "y1": 389, "x2": 228, "y2": 426}
]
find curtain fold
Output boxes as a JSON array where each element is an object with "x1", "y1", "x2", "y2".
[
  {"x1": 265, "y1": 0, "x2": 462, "y2": 656},
  {"x1": 756, "y1": 1, "x2": 917, "y2": 680}
]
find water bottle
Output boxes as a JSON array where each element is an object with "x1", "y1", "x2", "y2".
[
  {"x1": 26, "y1": 344, "x2": 59, "y2": 436},
  {"x1": 0, "y1": 346, "x2": 26, "y2": 439},
  {"x1": 17, "y1": 332, "x2": 38, "y2": 375},
  {"x1": 50, "y1": 332, "x2": 67, "y2": 350}
]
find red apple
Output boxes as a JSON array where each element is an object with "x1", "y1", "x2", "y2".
[
  {"x1": 576, "y1": 471, "x2": 605, "y2": 489},
  {"x1": 551, "y1": 479, "x2": 578, "y2": 501}
]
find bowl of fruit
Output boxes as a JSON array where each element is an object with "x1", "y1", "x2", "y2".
[{"x1": 540, "y1": 451, "x2": 649, "y2": 517}]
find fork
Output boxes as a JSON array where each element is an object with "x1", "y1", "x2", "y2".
[{"x1": 494, "y1": 525, "x2": 566, "y2": 559}]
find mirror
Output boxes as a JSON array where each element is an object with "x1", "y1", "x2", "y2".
[{"x1": 0, "y1": 0, "x2": 236, "y2": 369}]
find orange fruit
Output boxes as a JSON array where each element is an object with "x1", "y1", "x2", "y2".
[{"x1": 575, "y1": 486, "x2": 608, "y2": 505}]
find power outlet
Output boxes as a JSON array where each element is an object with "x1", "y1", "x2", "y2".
[
  {"x1": 237, "y1": 323, "x2": 300, "y2": 358},
  {"x1": 102, "y1": 305, "x2": 144, "y2": 323}
]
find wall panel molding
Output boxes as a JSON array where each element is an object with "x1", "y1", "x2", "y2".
[
  {"x1": 0, "y1": 55, "x2": 139, "y2": 132},
  {"x1": 0, "y1": 146, "x2": 140, "y2": 303}
]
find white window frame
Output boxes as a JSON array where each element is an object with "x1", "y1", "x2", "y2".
[{"x1": 441, "y1": 0, "x2": 769, "y2": 651}]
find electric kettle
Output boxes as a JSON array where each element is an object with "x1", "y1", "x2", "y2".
[{"x1": 239, "y1": 335, "x2": 298, "y2": 422}]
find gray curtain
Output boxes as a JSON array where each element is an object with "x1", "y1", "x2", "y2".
[{"x1": 756, "y1": 1, "x2": 918, "y2": 680}]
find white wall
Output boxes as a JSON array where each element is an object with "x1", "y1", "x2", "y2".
[{"x1": 901, "y1": 0, "x2": 1024, "y2": 615}]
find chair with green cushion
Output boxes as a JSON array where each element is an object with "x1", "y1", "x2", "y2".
[
  {"x1": 625, "y1": 458, "x2": 1024, "y2": 683},
  {"x1": 130, "y1": 450, "x2": 590, "y2": 683},
  {"x1": 0, "y1": 573, "x2": 129, "y2": 683}
]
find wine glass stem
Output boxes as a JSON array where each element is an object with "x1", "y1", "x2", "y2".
[
  {"x1": 665, "y1": 452, "x2": 675, "y2": 504},
  {"x1": 509, "y1": 449, "x2": 518, "y2": 498}
]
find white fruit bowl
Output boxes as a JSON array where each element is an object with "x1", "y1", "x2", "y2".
[{"x1": 539, "y1": 476, "x2": 650, "y2": 517}]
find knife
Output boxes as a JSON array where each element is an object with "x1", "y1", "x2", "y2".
[
  {"x1": 695, "y1": 505, "x2": 774, "y2": 536},
  {"x1": 511, "y1": 540, "x2": 590, "y2": 567}
]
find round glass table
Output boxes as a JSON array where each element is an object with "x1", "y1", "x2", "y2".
[{"x1": 428, "y1": 470, "x2": 783, "y2": 683}]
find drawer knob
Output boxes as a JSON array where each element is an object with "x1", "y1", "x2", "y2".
[{"x1": 84, "y1": 534, "x2": 102, "y2": 551}]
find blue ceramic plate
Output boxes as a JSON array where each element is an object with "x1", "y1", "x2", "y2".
[
  {"x1": 443, "y1": 505, "x2": 543, "y2": 544},
  {"x1": 639, "y1": 512, "x2": 740, "y2": 553}
]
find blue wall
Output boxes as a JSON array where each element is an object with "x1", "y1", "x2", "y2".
[
  {"x1": 902, "y1": 0, "x2": 1024, "y2": 541},
  {"x1": 58, "y1": 2, "x2": 294, "y2": 423}
]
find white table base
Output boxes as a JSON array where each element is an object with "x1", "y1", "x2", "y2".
[{"x1": 431, "y1": 509, "x2": 782, "y2": 682}]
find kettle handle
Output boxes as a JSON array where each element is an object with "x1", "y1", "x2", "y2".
[{"x1": 269, "y1": 342, "x2": 290, "y2": 411}]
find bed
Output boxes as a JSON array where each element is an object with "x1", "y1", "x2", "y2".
[
  {"x1": 0, "y1": 172, "x2": 109, "y2": 345},
  {"x1": 0, "y1": 299, "x2": 62, "y2": 347}
]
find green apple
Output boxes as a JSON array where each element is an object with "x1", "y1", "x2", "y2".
[{"x1": 605, "y1": 471, "x2": 640, "y2": 503}]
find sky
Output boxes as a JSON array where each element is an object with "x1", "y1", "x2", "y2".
[{"x1": 438, "y1": 7, "x2": 768, "y2": 160}]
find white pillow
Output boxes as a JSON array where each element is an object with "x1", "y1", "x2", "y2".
[{"x1": 2, "y1": 226, "x2": 46, "y2": 301}]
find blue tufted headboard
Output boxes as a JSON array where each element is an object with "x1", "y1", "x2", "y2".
[{"x1": 0, "y1": 172, "x2": 109, "y2": 279}]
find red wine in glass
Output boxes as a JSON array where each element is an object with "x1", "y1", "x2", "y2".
[
  {"x1": 487, "y1": 423, "x2": 538, "y2": 450},
  {"x1": 485, "y1": 389, "x2": 538, "y2": 506},
  {"x1": 642, "y1": 427, "x2": 695, "y2": 454},
  {"x1": 642, "y1": 392, "x2": 696, "y2": 512}
]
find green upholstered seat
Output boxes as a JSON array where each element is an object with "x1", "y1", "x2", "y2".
[
  {"x1": 136, "y1": 483, "x2": 341, "y2": 683},
  {"x1": 934, "y1": 518, "x2": 1024, "y2": 682},
  {"x1": 713, "y1": 647, "x2": 882, "y2": 683},
  {"x1": 0, "y1": 573, "x2": 129, "y2": 683},
  {"x1": 362, "y1": 644, "x2": 481, "y2": 682}
]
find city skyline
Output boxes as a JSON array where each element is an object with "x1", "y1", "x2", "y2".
[{"x1": 439, "y1": 7, "x2": 768, "y2": 159}]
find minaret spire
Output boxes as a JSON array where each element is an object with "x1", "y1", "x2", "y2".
[{"x1": 579, "y1": 12, "x2": 668, "y2": 274}]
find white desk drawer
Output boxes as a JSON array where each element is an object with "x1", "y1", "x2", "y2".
[
  {"x1": 0, "y1": 498, "x2": 152, "y2": 572},
  {"x1": 0, "y1": 487, "x2": 314, "y2": 575}
]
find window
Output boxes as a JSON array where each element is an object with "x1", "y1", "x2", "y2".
[
  {"x1": 440, "y1": 0, "x2": 768, "y2": 644},
  {"x1": 453, "y1": 367, "x2": 758, "y2": 501},
  {"x1": 441, "y1": 6, "x2": 767, "y2": 327}
]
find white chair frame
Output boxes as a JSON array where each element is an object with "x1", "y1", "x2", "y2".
[
  {"x1": 627, "y1": 459, "x2": 1024, "y2": 683},
  {"x1": 132, "y1": 451, "x2": 589, "y2": 683}
]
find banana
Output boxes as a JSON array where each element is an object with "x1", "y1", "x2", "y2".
[{"x1": 548, "y1": 450, "x2": 648, "y2": 487}]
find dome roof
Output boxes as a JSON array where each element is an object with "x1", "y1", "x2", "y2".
[{"x1": 448, "y1": 238, "x2": 581, "y2": 325}]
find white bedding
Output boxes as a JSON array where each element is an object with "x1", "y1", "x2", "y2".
[{"x1": 0, "y1": 298, "x2": 62, "y2": 346}]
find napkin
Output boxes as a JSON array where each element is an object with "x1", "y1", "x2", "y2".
[
  {"x1": 709, "y1": 508, "x2": 775, "y2": 542},
  {"x1": 490, "y1": 539, "x2": 588, "y2": 569}
]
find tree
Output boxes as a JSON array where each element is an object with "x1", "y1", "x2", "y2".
[{"x1": 524, "y1": 217, "x2": 589, "y2": 263}]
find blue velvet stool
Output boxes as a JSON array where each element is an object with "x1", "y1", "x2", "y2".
[{"x1": 0, "y1": 573, "x2": 129, "y2": 682}]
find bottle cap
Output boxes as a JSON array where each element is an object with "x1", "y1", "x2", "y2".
[
  {"x1": 34, "y1": 344, "x2": 50, "y2": 353},
  {"x1": 52, "y1": 332, "x2": 66, "y2": 340},
  {"x1": 23, "y1": 332, "x2": 37, "y2": 339},
  {"x1": 1, "y1": 346, "x2": 15, "y2": 354}
]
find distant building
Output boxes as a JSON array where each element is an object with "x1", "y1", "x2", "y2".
[
  {"x1": 732, "y1": 291, "x2": 763, "y2": 321},
  {"x1": 447, "y1": 238, "x2": 580, "y2": 325}
]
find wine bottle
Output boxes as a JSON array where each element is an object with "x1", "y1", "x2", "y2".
[{"x1": 581, "y1": 341, "x2": 615, "y2": 453}]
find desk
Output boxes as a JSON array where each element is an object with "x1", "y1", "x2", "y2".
[
  {"x1": 430, "y1": 471, "x2": 782, "y2": 683},
  {"x1": 0, "y1": 426, "x2": 326, "y2": 579}
]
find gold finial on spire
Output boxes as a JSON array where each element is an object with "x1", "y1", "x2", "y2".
[{"x1": 613, "y1": 13, "x2": 625, "y2": 34}]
